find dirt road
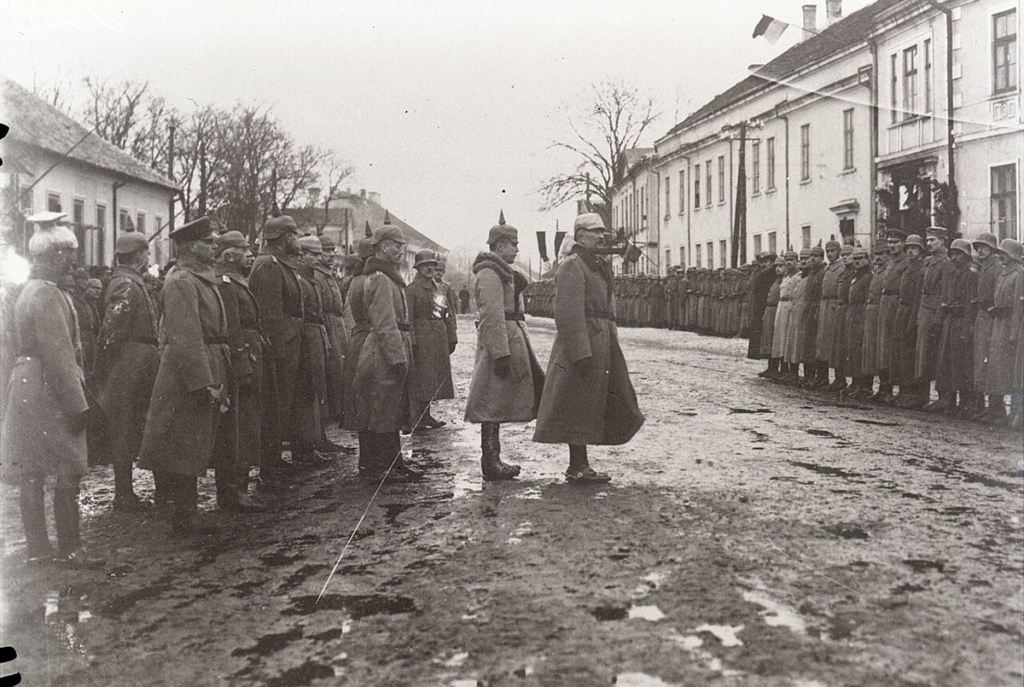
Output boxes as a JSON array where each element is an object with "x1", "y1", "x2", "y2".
[{"x1": 2, "y1": 315, "x2": 1022, "y2": 686}]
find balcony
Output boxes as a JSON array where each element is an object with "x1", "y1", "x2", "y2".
[{"x1": 886, "y1": 115, "x2": 937, "y2": 155}]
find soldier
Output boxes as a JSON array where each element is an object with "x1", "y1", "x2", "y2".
[
  {"x1": 91, "y1": 233, "x2": 162, "y2": 510},
  {"x1": 1, "y1": 214, "x2": 100, "y2": 566},
  {"x1": 827, "y1": 245, "x2": 856, "y2": 393},
  {"x1": 69, "y1": 268, "x2": 100, "y2": 378},
  {"x1": 893, "y1": 235, "x2": 928, "y2": 407},
  {"x1": 138, "y1": 217, "x2": 231, "y2": 535},
  {"x1": 930, "y1": 238, "x2": 978, "y2": 414},
  {"x1": 970, "y1": 232, "x2": 1004, "y2": 421},
  {"x1": 797, "y1": 246, "x2": 826, "y2": 385},
  {"x1": 249, "y1": 215, "x2": 305, "y2": 484},
  {"x1": 860, "y1": 243, "x2": 890, "y2": 397},
  {"x1": 295, "y1": 235, "x2": 336, "y2": 460},
  {"x1": 533, "y1": 213, "x2": 645, "y2": 482},
  {"x1": 758, "y1": 257, "x2": 786, "y2": 378},
  {"x1": 435, "y1": 253, "x2": 460, "y2": 360},
  {"x1": 211, "y1": 231, "x2": 269, "y2": 512},
  {"x1": 843, "y1": 247, "x2": 873, "y2": 398},
  {"x1": 983, "y1": 238, "x2": 1024, "y2": 424},
  {"x1": 350, "y1": 224, "x2": 422, "y2": 483},
  {"x1": 406, "y1": 249, "x2": 454, "y2": 429},
  {"x1": 465, "y1": 214, "x2": 545, "y2": 479},
  {"x1": 772, "y1": 249, "x2": 799, "y2": 382},
  {"x1": 916, "y1": 227, "x2": 956, "y2": 408},
  {"x1": 341, "y1": 233, "x2": 376, "y2": 475},
  {"x1": 458, "y1": 284, "x2": 471, "y2": 314},
  {"x1": 783, "y1": 250, "x2": 810, "y2": 384},
  {"x1": 871, "y1": 230, "x2": 909, "y2": 402},
  {"x1": 746, "y1": 253, "x2": 774, "y2": 360},
  {"x1": 316, "y1": 235, "x2": 349, "y2": 428},
  {"x1": 648, "y1": 274, "x2": 665, "y2": 328}
]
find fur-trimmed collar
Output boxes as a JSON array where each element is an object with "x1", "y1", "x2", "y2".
[
  {"x1": 473, "y1": 252, "x2": 529, "y2": 296},
  {"x1": 363, "y1": 256, "x2": 406, "y2": 288}
]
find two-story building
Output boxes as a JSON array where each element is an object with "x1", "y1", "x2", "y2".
[
  {"x1": 1, "y1": 78, "x2": 179, "y2": 268},
  {"x1": 610, "y1": 148, "x2": 660, "y2": 274}
]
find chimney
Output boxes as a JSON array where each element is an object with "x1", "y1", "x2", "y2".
[
  {"x1": 802, "y1": 5, "x2": 817, "y2": 41},
  {"x1": 368, "y1": 191, "x2": 381, "y2": 206},
  {"x1": 826, "y1": 0, "x2": 842, "y2": 26}
]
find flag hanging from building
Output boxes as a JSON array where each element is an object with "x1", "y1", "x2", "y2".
[
  {"x1": 752, "y1": 15, "x2": 789, "y2": 44},
  {"x1": 553, "y1": 231, "x2": 567, "y2": 259},
  {"x1": 536, "y1": 231, "x2": 549, "y2": 262}
]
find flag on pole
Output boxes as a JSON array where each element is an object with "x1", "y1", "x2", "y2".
[
  {"x1": 536, "y1": 231, "x2": 549, "y2": 262},
  {"x1": 752, "y1": 15, "x2": 789, "y2": 44}
]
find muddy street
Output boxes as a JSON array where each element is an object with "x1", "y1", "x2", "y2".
[{"x1": 2, "y1": 315, "x2": 1022, "y2": 687}]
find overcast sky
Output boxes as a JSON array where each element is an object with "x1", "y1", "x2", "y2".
[{"x1": 2, "y1": 0, "x2": 871, "y2": 263}]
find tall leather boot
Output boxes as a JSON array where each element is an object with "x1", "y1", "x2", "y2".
[
  {"x1": 378, "y1": 432, "x2": 422, "y2": 483},
  {"x1": 566, "y1": 444, "x2": 610, "y2": 483},
  {"x1": 869, "y1": 370, "x2": 893, "y2": 402},
  {"x1": 826, "y1": 367, "x2": 847, "y2": 392},
  {"x1": 113, "y1": 460, "x2": 147, "y2": 511},
  {"x1": 170, "y1": 475, "x2": 220, "y2": 535},
  {"x1": 481, "y1": 422, "x2": 520, "y2": 480},
  {"x1": 20, "y1": 477, "x2": 54, "y2": 561}
]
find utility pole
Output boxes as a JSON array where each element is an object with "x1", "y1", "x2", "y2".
[
  {"x1": 925, "y1": 0, "x2": 957, "y2": 230},
  {"x1": 732, "y1": 122, "x2": 748, "y2": 267}
]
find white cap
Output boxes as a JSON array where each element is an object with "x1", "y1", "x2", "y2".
[{"x1": 25, "y1": 211, "x2": 67, "y2": 225}]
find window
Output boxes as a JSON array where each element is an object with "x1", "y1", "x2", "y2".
[
  {"x1": 92, "y1": 204, "x2": 106, "y2": 265},
  {"x1": 994, "y1": 9, "x2": 1018, "y2": 94},
  {"x1": 156, "y1": 215, "x2": 163, "y2": 234},
  {"x1": 752, "y1": 141, "x2": 761, "y2": 193},
  {"x1": 707, "y1": 241, "x2": 714, "y2": 268},
  {"x1": 119, "y1": 209, "x2": 130, "y2": 231},
  {"x1": 766, "y1": 138, "x2": 776, "y2": 189},
  {"x1": 992, "y1": 164, "x2": 1018, "y2": 240},
  {"x1": 679, "y1": 247, "x2": 685, "y2": 266},
  {"x1": 719, "y1": 240, "x2": 727, "y2": 268},
  {"x1": 800, "y1": 124, "x2": 811, "y2": 181},
  {"x1": 664, "y1": 177, "x2": 671, "y2": 219},
  {"x1": 902, "y1": 45, "x2": 919, "y2": 117},
  {"x1": 890, "y1": 53, "x2": 899, "y2": 123},
  {"x1": 768, "y1": 231, "x2": 777, "y2": 255},
  {"x1": 717, "y1": 156, "x2": 725, "y2": 203},
  {"x1": 843, "y1": 109, "x2": 855, "y2": 170},
  {"x1": 753, "y1": 234, "x2": 763, "y2": 255},
  {"x1": 665, "y1": 249, "x2": 671, "y2": 269},
  {"x1": 73, "y1": 198, "x2": 85, "y2": 227},
  {"x1": 678, "y1": 171, "x2": 686, "y2": 214},
  {"x1": 802, "y1": 225, "x2": 811, "y2": 249},
  {"x1": 695, "y1": 244, "x2": 702, "y2": 268},
  {"x1": 705, "y1": 160, "x2": 712, "y2": 207},
  {"x1": 924, "y1": 39, "x2": 932, "y2": 113},
  {"x1": 136, "y1": 213, "x2": 146, "y2": 235},
  {"x1": 47, "y1": 192, "x2": 62, "y2": 212},
  {"x1": 694, "y1": 164, "x2": 701, "y2": 208}
]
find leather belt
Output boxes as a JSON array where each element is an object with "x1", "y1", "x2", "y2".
[{"x1": 504, "y1": 312, "x2": 525, "y2": 321}]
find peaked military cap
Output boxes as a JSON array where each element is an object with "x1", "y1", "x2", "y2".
[
  {"x1": 264, "y1": 215, "x2": 299, "y2": 240},
  {"x1": 824, "y1": 239, "x2": 842, "y2": 252},
  {"x1": 886, "y1": 228, "x2": 908, "y2": 240},
  {"x1": 872, "y1": 242, "x2": 889, "y2": 254},
  {"x1": 840, "y1": 244, "x2": 855, "y2": 256},
  {"x1": 925, "y1": 226, "x2": 948, "y2": 240},
  {"x1": 115, "y1": 232, "x2": 150, "y2": 255},
  {"x1": 573, "y1": 213, "x2": 605, "y2": 234},
  {"x1": 371, "y1": 225, "x2": 407, "y2": 246},
  {"x1": 169, "y1": 216, "x2": 214, "y2": 242},
  {"x1": 215, "y1": 230, "x2": 249, "y2": 255},
  {"x1": 319, "y1": 235, "x2": 337, "y2": 253},
  {"x1": 297, "y1": 235, "x2": 323, "y2": 254}
]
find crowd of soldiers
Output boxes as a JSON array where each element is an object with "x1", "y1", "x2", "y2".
[
  {"x1": 525, "y1": 267, "x2": 763, "y2": 337},
  {"x1": 1, "y1": 209, "x2": 647, "y2": 567}
]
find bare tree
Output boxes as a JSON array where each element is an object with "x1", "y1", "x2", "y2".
[
  {"x1": 537, "y1": 79, "x2": 659, "y2": 228},
  {"x1": 83, "y1": 77, "x2": 150, "y2": 151}
]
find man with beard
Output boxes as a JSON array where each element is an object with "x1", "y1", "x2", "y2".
[
  {"x1": 212, "y1": 231, "x2": 269, "y2": 512},
  {"x1": 350, "y1": 224, "x2": 422, "y2": 483},
  {"x1": 1, "y1": 213, "x2": 100, "y2": 566},
  {"x1": 93, "y1": 232, "x2": 161, "y2": 510},
  {"x1": 533, "y1": 213, "x2": 645, "y2": 483},
  {"x1": 138, "y1": 217, "x2": 231, "y2": 536},
  {"x1": 406, "y1": 250, "x2": 454, "y2": 429},
  {"x1": 465, "y1": 213, "x2": 544, "y2": 480}
]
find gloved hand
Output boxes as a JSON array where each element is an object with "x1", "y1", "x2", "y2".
[
  {"x1": 449, "y1": 341, "x2": 457, "y2": 354},
  {"x1": 494, "y1": 355, "x2": 511, "y2": 378}
]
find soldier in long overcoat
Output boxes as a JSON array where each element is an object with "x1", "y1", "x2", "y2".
[
  {"x1": 861, "y1": 244, "x2": 890, "y2": 389},
  {"x1": 138, "y1": 217, "x2": 231, "y2": 535},
  {"x1": 70, "y1": 268, "x2": 100, "y2": 378},
  {"x1": 406, "y1": 249, "x2": 455, "y2": 429},
  {"x1": 930, "y1": 238, "x2": 978, "y2": 414},
  {"x1": 772, "y1": 250, "x2": 799, "y2": 380},
  {"x1": 783, "y1": 250, "x2": 810, "y2": 379},
  {"x1": 984, "y1": 239, "x2": 1024, "y2": 421},
  {"x1": 871, "y1": 230, "x2": 909, "y2": 402},
  {"x1": 894, "y1": 236, "x2": 928, "y2": 407},
  {"x1": 1, "y1": 216, "x2": 96, "y2": 565},
  {"x1": 758, "y1": 257, "x2": 786, "y2": 377},
  {"x1": 92, "y1": 232, "x2": 161, "y2": 510},
  {"x1": 533, "y1": 213, "x2": 644, "y2": 482},
  {"x1": 465, "y1": 216, "x2": 544, "y2": 479},
  {"x1": 843, "y1": 247, "x2": 873, "y2": 397},
  {"x1": 746, "y1": 254, "x2": 774, "y2": 359},
  {"x1": 249, "y1": 215, "x2": 304, "y2": 484},
  {"x1": 350, "y1": 225, "x2": 422, "y2": 483},
  {"x1": 316, "y1": 235, "x2": 348, "y2": 427},
  {"x1": 797, "y1": 246, "x2": 826, "y2": 385},
  {"x1": 970, "y1": 232, "x2": 1004, "y2": 420},
  {"x1": 295, "y1": 236, "x2": 333, "y2": 461},
  {"x1": 342, "y1": 235, "x2": 374, "y2": 433},
  {"x1": 915, "y1": 226, "x2": 956, "y2": 400},
  {"x1": 435, "y1": 253, "x2": 460, "y2": 355},
  {"x1": 814, "y1": 241, "x2": 844, "y2": 388},
  {"x1": 827, "y1": 245, "x2": 856, "y2": 392},
  {"x1": 212, "y1": 231, "x2": 270, "y2": 512}
]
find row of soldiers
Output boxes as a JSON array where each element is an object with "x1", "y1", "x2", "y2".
[
  {"x1": 524, "y1": 268, "x2": 760, "y2": 337},
  {"x1": 0, "y1": 210, "x2": 465, "y2": 563},
  {"x1": 751, "y1": 227, "x2": 1023, "y2": 428}
]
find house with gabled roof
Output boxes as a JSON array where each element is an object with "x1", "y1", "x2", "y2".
[{"x1": 0, "y1": 77, "x2": 179, "y2": 267}]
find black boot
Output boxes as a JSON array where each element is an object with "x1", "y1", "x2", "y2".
[
  {"x1": 566, "y1": 444, "x2": 610, "y2": 483},
  {"x1": 169, "y1": 475, "x2": 220, "y2": 535},
  {"x1": 20, "y1": 477, "x2": 55, "y2": 562},
  {"x1": 113, "y1": 460, "x2": 149, "y2": 511},
  {"x1": 480, "y1": 422, "x2": 520, "y2": 480}
]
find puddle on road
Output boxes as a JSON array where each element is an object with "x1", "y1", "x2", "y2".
[
  {"x1": 695, "y1": 623, "x2": 744, "y2": 647},
  {"x1": 805, "y1": 429, "x2": 838, "y2": 438},
  {"x1": 628, "y1": 605, "x2": 665, "y2": 621},
  {"x1": 265, "y1": 660, "x2": 335, "y2": 686},
  {"x1": 591, "y1": 604, "x2": 628, "y2": 621},
  {"x1": 450, "y1": 680, "x2": 481, "y2": 687},
  {"x1": 633, "y1": 571, "x2": 667, "y2": 597},
  {"x1": 452, "y1": 473, "x2": 482, "y2": 500},
  {"x1": 507, "y1": 522, "x2": 534, "y2": 545},
  {"x1": 615, "y1": 673, "x2": 677, "y2": 687},
  {"x1": 787, "y1": 461, "x2": 862, "y2": 480},
  {"x1": 437, "y1": 651, "x2": 469, "y2": 668},
  {"x1": 902, "y1": 558, "x2": 945, "y2": 573},
  {"x1": 284, "y1": 594, "x2": 417, "y2": 618},
  {"x1": 853, "y1": 418, "x2": 901, "y2": 427},
  {"x1": 232, "y1": 626, "x2": 303, "y2": 657},
  {"x1": 512, "y1": 486, "x2": 542, "y2": 500},
  {"x1": 742, "y1": 590, "x2": 807, "y2": 635},
  {"x1": 729, "y1": 407, "x2": 774, "y2": 414},
  {"x1": 667, "y1": 629, "x2": 744, "y2": 677}
]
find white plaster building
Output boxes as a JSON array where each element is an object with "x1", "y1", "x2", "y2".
[{"x1": 610, "y1": 148, "x2": 661, "y2": 274}]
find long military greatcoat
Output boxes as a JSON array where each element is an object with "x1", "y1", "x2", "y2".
[
  {"x1": 784, "y1": 273, "x2": 808, "y2": 364},
  {"x1": 350, "y1": 257, "x2": 413, "y2": 433},
  {"x1": 341, "y1": 267, "x2": 371, "y2": 432},
  {"x1": 892, "y1": 255, "x2": 925, "y2": 383},
  {"x1": 1, "y1": 273, "x2": 89, "y2": 484},
  {"x1": 815, "y1": 260, "x2": 845, "y2": 363},
  {"x1": 915, "y1": 250, "x2": 955, "y2": 382},
  {"x1": 296, "y1": 269, "x2": 327, "y2": 441},
  {"x1": 862, "y1": 264, "x2": 887, "y2": 376},
  {"x1": 533, "y1": 249, "x2": 644, "y2": 446},
  {"x1": 407, "y1": 273, "x2": 455, "y2": 406},
  {"x1": 465, "y1": 253, "x2": 544, "y2": 423},
  {"x1": 92, "y1": 267, "x2": 161, "y2": 467},
  {"x1": 972, "y1": 255, "x2": 1002, "y2": 389},
  {"x1": 71, "y1": 291, "x2": 99, "y2": 378},
  {"x1": 315, "y1": 267, "x2": 348, "y2": 422},
  {"x1": 746, "y1": 267, "x2": 774, "y2": 359},
  {"x1": 760, "y1": 275, "x2": 783, "y2": 358},
  {"x1": 877, "y1": 253, "x2": 908, "y2": 371},
  {"x1": 830, "y1": 267, "x2": 855, "y2": 369},
  {"x1": 799, "y1": 264, "x2": 825, "y2": 363},
  {"x1": 985, "y1": 263, "x2": 1023, "y2": 395},
  {"x1": 845, "y1": 267, "x2": 872, "y2": 375},
  {"x1": 936, "y1": 260, "x2": 977, "y2": 394},
  {"x1": 138, "y1": 258, "x2": 230, "y2": 477},
  {"x1": 772, "y1": 272, "x2": 798, "y2": 359}
]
